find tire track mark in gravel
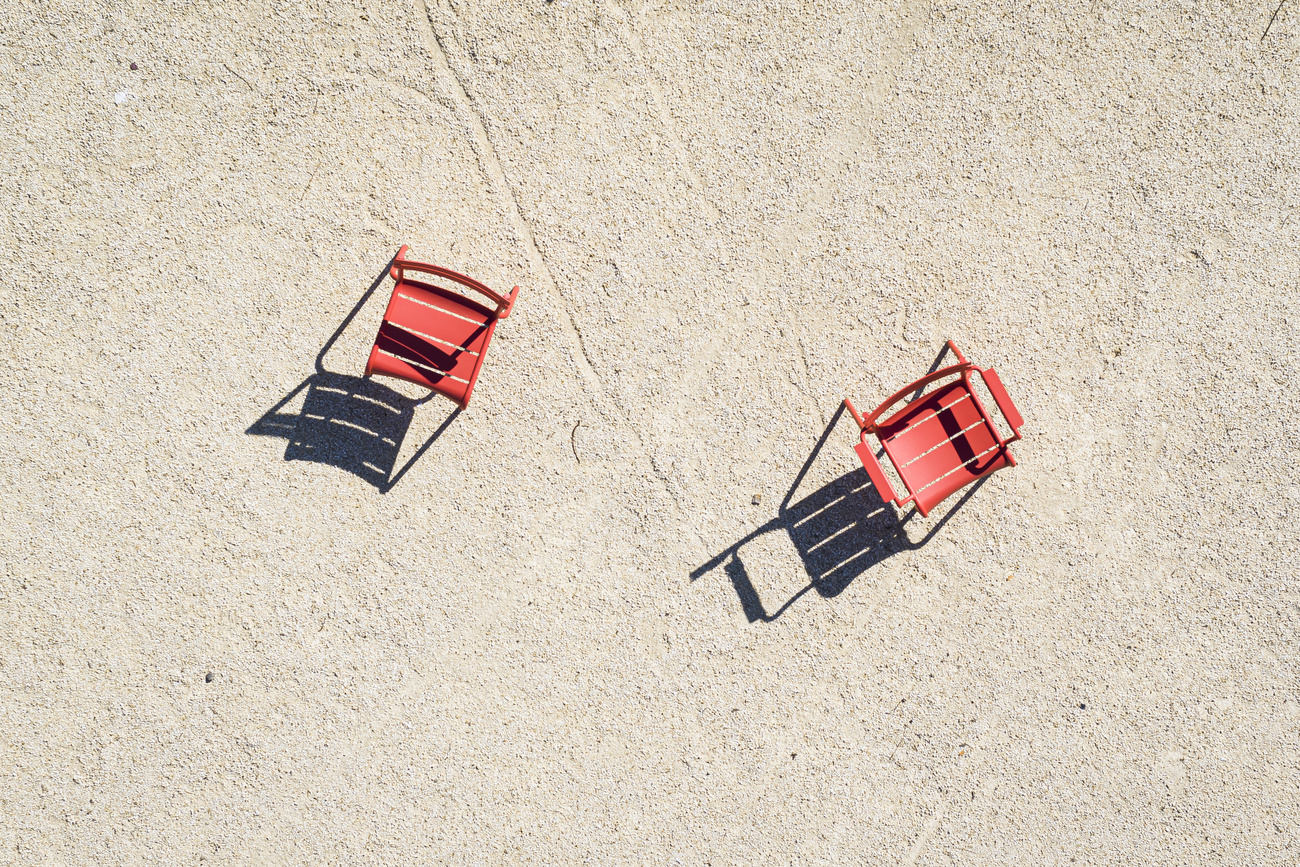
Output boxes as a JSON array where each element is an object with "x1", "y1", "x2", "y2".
[
  {"x1": 605, "y1": 1, "x2": 722, "y2": 221},
  {"x1": 607, "y1": 1, "x2": 828, "y2": 429},
  {"x1": 417, "y1": 2, "x2": 704, "y2": 546},
  {"x1": 772, "y1": 2, "x2": 931, "y2": 427},
  {"x1": 902, "y1": 799, "x2": 946, "y2": 865},
  {"x1": 416, "y1": 0, "x2": 602, "y2": 394}
]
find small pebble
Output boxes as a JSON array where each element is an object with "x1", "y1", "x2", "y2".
[
  {"x1": 205, "y1": 672, "x2": 214, "y2": 683},
  {"x1": 130, "y1": 62, "x2": 139, "y2": 71},
  {"x1": 1079, "y1": 703, "x2": 1086, "y2": 710},
  {"x1": 752, "y1": 494, "x2": 762, "y2": 505}
]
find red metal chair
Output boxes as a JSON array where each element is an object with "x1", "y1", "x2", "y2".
[
  {"x1": 844, "y1": 341, "x2": 1023, "y2": 517},
  {"x1": 364, "y1": 245, "x2": 519, "y2": 408}
]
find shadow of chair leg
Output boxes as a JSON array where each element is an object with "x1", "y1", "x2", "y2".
[
  {"x1": 715, "y1": 540, "x2": 820, "y2": 623},
  {"x1": 380, "y1": 407, "x2": 462, "y2": 493},
  {"x1": 760, "y1": 582, "x2": 820, "y2": 622},
  {"x1": 315, "y1": 251, "x2": 399, "y2": 375},
  {"x1": 724, "y1": 554, "x2": 770, "y2": 623},
  {"x1": 778, "y1": 401, "x2": 849, "y2": 513}
]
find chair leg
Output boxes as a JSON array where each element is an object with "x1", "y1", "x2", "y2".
[{"x1": 843, "y1": 397, "x2": 866, "y2": 430}]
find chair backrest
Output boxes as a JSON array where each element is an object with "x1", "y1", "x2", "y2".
[
  {"x1": 859, "y1": 361, "x2": 975, "y2": 434},
  {"x1": 389, "y1": 245, "x2": 518, "y2": 319}
]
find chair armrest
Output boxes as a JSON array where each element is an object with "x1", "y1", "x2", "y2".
[
  {"x1": 976, "y1": 367, "x2": 1023, "y2": 438},
  {"x1": 855, "y1": 437, "x2": 899, "y2": 504},
  {"x1": 390, "y1": 245, "x2": 515, "y2": 314}
]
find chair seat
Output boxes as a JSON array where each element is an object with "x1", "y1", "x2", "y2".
[
  {"x1": 365, "y1": 277, "x2": 493, "y2": 406},
  {"x1": 876, "y1": 380, "x2": 1011, "y2": 516}
]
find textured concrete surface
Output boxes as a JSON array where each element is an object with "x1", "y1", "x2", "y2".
[{"x1": 2, "y1": 1, "x2": 1298, "y2": 863}]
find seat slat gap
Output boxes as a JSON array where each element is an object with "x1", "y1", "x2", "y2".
[
  {"x1": 898, "y1": 418, "x2": 988, "y2": 470},
  {"x1": 912, "y1": 443, "x2": 1004, "y2": 495},
  {"x1": 374, "y1": 348, "x2": 472, "y2": 384}
]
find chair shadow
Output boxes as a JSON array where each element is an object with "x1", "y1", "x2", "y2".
[
  {"x1": 246, "y1": 251, "x2": 460, "y2": 492},
  {"x1": 691, "y1": 402, "x2": 986, "y2": 622},
  {"x1": 912, "y1": 341, "x2": 957, "y2": 399}
]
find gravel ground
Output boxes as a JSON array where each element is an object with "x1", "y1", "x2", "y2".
[{"x1": 2, "y1": 1, "x2": 1299, "y2": 863}]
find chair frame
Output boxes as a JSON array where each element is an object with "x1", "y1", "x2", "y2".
[
  {"x1": 844, "y1": 340, "x2": 1023, "y2": 517},
  {"x1": 364, "y1": 245, "x2": 519, "y2": 409}
]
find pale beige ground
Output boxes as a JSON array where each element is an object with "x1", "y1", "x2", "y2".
[{"x1": 2, "y1": 1, "x2": 1299, "y2": 864}]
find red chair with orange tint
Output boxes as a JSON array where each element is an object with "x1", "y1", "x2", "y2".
[
  {"x1": 843, "y1": 341, "x2": 1023, "y2": 518},
  {"x1": 364, "y1": 245, "x2": 519, "y2": 409}
]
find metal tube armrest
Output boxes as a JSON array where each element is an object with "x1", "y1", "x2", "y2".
[
  {"x1": 497, "y1": 285, "x2": 520, "y2": 319},
  {"x1": 855, "y1": 435, "x2": 900, "y2": 504},
  {"x1": 975, "y1": 367, "x2": 1023, "y2": 442}
]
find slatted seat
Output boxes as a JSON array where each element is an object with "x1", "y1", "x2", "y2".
[
  {"x1": 365, "y1": 245, "x2": 519, "y2": 409},
  {"x1": 844, "y1": 341, "x2": 1023, "y2": 517}
]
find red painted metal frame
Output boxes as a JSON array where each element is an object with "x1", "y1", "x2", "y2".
[
  {"x1": 843, "y1": 340, "x2": 1023, "y2": 517},
  {"x1": 364, "y1": 245, "x2": 520, "y2": 409}
]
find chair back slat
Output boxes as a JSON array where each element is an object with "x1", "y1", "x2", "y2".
[{"x1": 373, "y1": 322, "x2": 483, "y2": 383}]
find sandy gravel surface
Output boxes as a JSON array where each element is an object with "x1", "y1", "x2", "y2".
[{"x1": 2, "y1": 1, "x2": 1299, "y2": 863}]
